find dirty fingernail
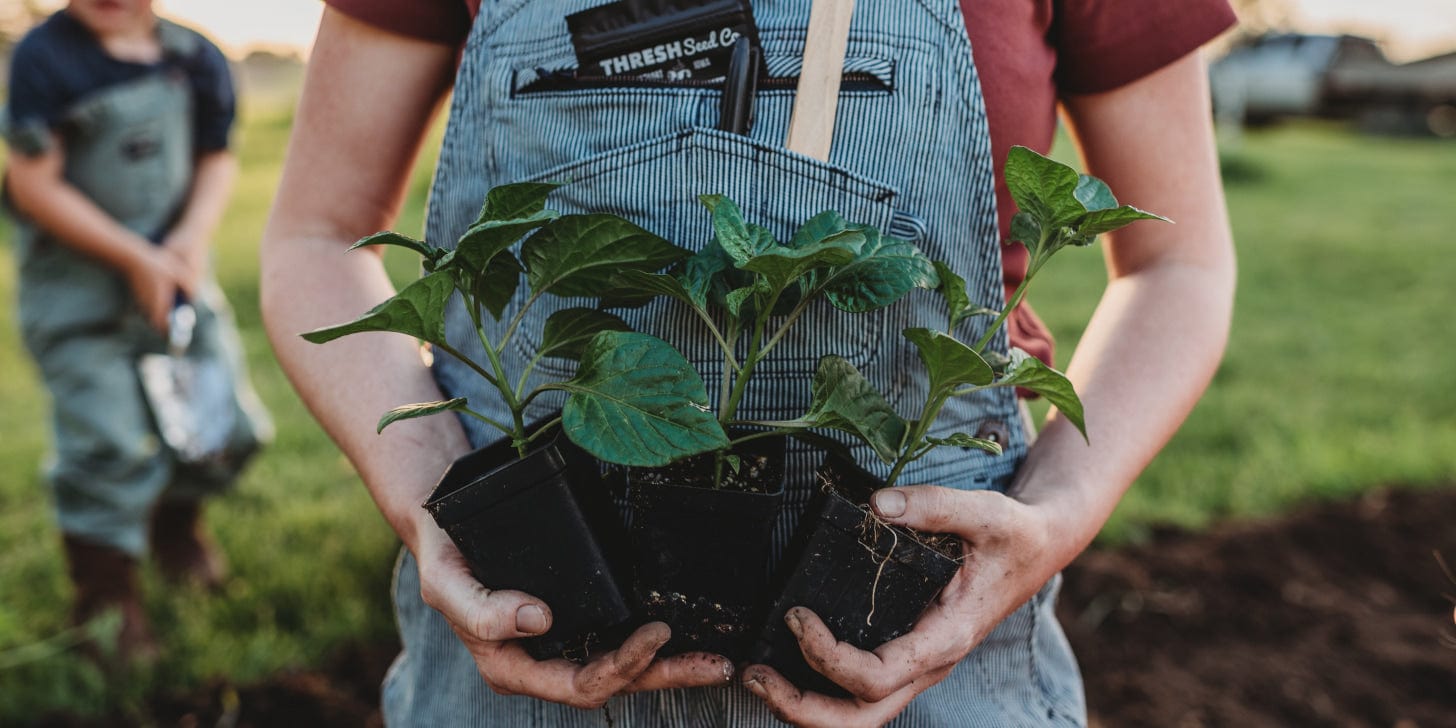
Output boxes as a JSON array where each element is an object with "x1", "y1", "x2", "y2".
[
  {"x1": 872, "y1": 489, "x2": 907, "y2": 518},
  {"x1": 516, "y1": 605, "x2": 548, "y2": 634},
  {"x1": 744, "y1": 676, "x2": 766, "y2": 697},
  {"x1": 721, "y1": 660, "x2": 736, "y2": 682},
  {"x1": 784, "y1": 610, "x2": 802, "y2": 634}
]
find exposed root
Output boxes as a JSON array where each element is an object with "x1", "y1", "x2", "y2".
[{"x1": 866, "y1": 524, "x2": 899, "y2": 626}]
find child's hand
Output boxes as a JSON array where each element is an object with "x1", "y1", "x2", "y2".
[
  {"x1": 161, "y1": 226, "x2": 209, "y2": 296},
  {"x1": 125, "y1": 246, "x2": 190, "y2": 332}
]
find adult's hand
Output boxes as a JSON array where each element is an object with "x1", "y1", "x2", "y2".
[
  {"x1": 412, "y1": 519, "x2": 735, "y2": 708},
  {"x1": 742, "y1": 485, "x2": 1057, "y2": 727}
]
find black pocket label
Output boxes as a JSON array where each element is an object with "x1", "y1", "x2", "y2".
[{"x1": 566, "y1": 0, "x2": 758, "y2": 81}]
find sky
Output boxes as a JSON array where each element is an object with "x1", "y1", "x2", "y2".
[{"x1": 26, "y1": 0, "x2": 1456, "y2": 62}]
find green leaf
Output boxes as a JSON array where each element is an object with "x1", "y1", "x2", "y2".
[
  {"x1": 819, "y1": 228, "x2": 939, "y2": 313},
  {"x1": 611, "y1": 270, "x2": 694, "y2": 305},
  {"x1": 740, "y1": 235, "x2": 858, "y2": 295},
  {"x1": 1005, "y1": 146, "x2": 1083, "y2": 227},
  {"x1": 903, "y1": 328, "x2": 995, "y2": 400},
  {"x1": 522, "y1": 214, "x2": 689, "y2": 298},
  {"x1": 538, "y1": 308, "x2": 631, "y2": 361},
  {"x1": 1009, "y1": 211, "x2": 1043, "y2": 250},
  {"x1": 474, "y1": 253, "x2": 523, "y2": 320},
  {"x1": 725, "y1": 282, "x2": 764, "y2": 319},
  {"x1": 1073, "y1": 175, "x2": 1118, "y2": 212},
  {"x1": 475, "y1": 182, "x2": 560, "y2": 224},
  {"x1": 377, "y1": 398, "x2": 469, "y2": 433},
  {"x1": 680, "y1": 240, "x2": 738, "y2": 310},
  {"x1": 349, "y1": 231, "x2": 437, "y2": 261},
  {"x1": 453, "y1": 212, "x2": 557, "y2": 272},
  {"x1": 1075, "y1": 205, "x2": 1169, "y2": 239},
  {"x1": 800, "y1": 356, "x2": 908, "y2": 463},
  {"x1": 302, "y1": 271, "x2": 454, "y2": 345},
  {"x1": 789, "y1": 210, "x2": 854, "y2": 249},
  {"x1": 932, "y1": 261, "x2": 997, "y2": 330},
  {"x1": 926, "y1": 432, "x2": 1003, "y2": 456},
  {"x1": 700, "y1": 195, "x2": 775, "y2": 264},
  {"x1": 557, "y1": 331, "x2": 729, "y2": 467},
  {"x1": 998, "y1": 349, "x2": 1086, "y2": 439}
]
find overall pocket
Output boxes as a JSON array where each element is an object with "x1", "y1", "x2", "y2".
[
  {"x1": 509, "y1": 126, "x2": 907, "y2": 421},
  {"x1": 477, "y1": 30, "x2": 939, "y2": 425}
]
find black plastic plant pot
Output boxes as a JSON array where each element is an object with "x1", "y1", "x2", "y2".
[
  {"x1": 749, "y1": 451, "x2": 961, "y2": 697},
  {"x1": 423, "y1": 417, "x2": 634, "y2": 663},
  {"x1": 623, "y1": 434, "x2": 787, "y2": 661}
]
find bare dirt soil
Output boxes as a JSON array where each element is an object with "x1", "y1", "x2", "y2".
[
  {"x1": 1060, "y1": 486, "x2": 1456, "y2": 728},
  {"x1": 33, "y1": 486, "x2": 1456, "y2": 727}
]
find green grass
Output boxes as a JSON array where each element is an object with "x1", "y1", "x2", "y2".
[
  {"x1": 0, "y1": 103, "x2": 435, "y2": 721},
  {"x1": 1, "y1": 115, "x2": 1453, "y2": 720},
  {"x1": 1030, "y1": 123, "x2": 1456, "y2": 541}
]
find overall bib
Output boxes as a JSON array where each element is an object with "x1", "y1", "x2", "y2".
[
  {"x1": 8, "y1": 21, "x2": 269, "y2": 557},
  {"x1": 388, "y1": 1, "x2": 1085, "y2": 724}
]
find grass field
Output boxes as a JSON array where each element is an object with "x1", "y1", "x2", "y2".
[{"x1": 0, "y1": 112, "x2": 1453, "y2": 720}]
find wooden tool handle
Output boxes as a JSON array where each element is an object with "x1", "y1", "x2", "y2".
[{"x1": 785, "y1": 0, "x2": 855, "y2": 161}]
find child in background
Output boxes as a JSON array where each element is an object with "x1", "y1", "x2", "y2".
[{"x1": 2, "y1": 0, "x2": 268, "y2": 663}]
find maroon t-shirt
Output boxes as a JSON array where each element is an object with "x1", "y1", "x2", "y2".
[{"x1": 327, "y1": 0, "x2": 1236, "y2": 365}]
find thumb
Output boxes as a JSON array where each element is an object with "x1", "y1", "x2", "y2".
[
  {"x1": 869, "y1": 485, "x2": 1014, "y2": 541},
  {"x1": 419, "y1": 554, "x2": 553, "y2": 644}
]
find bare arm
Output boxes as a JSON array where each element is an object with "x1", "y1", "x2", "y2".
[
  {"x1": 744, "y1": 51, "x2": 1236, "y2": 725},
  {"x1": 261, "y1": 8, "x2": 465, "y2": 547},
  {"x1": 1010, "y1": 50, "x2": 1237, "y2": 565},
  {"x1": 5, "y1": 142, "x2": 190, "y2": 330},
  {"x1": 262, "y1": 8, "x2": 731, "y2": 704},
  {"x1": 164, "y1": 149, "x2": 238, "y2": 289}
]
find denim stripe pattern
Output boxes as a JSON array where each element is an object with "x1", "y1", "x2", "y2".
[{"x1": 385, "y1": 0, "x2": 1087, "y2": 724}]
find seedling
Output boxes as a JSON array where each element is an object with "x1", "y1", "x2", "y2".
[
  {"x1": 613, "y1": 194, "x2": 940, "y2": 482},
  {"x1": 301, "y1": 182, "x2": 729, "y2": 467},
  {"x1": 784, "y1": 146, "x2": 1169, "y2": 484}
]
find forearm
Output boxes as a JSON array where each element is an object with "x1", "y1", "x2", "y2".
[
  {"x1": 260, "y1": 6, "x2": 462, "y2": 551},
  {"x1": 170, "y1": 150, "x2": 236, "y2": 243},
  {"x1": 1011, "y1": 257, "x2": 1234, "y2": 568},
  {"x1": 261, "y1": 234, "x2": 470, "y2": 550},
  {"x1": 1010, "y1": 51, "x2": 1236, "y2": 572},
  {"x1": 5, "y1": 163, "x2": 151, "y2": 270}
]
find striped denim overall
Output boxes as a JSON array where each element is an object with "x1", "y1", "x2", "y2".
[
  {"x1": 6, "y1": 21, "x2": 267, "y2": 557},
  {"x1": 386, "y1": 1, "x2": 1086, "y2": 724}
]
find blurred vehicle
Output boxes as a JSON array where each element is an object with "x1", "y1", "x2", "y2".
[{"x1": 1211, "y1": 33, "x2": 1456, "y2": 137}]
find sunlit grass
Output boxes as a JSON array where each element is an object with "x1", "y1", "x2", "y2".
[{"x1": 1032, "y1": 123, "x2": 1456, "y2": 541}]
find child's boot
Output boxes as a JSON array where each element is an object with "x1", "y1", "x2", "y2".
[
  {"x1": 62, "y1": 535, "x2": 160, "y2": 665},
  {"x1": 150, "y1": 500, "x2": 227, "y2": 589}
]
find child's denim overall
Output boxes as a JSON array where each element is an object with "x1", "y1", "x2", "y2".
[
  {"x1": 388, "y1": 1, "x2": 1086, "y2": 724},
  {"x1": 6, "y1": 21, "x2": 268, "y2": 557}
]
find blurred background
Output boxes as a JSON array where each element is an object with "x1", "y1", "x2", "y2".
[{"x1": 1, "y1": 0, "x2": 1453, "y2": 725}]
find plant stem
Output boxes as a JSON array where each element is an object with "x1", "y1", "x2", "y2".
[
  {"x1": 459, "y1": 407, "x2": 514, "y2": 436},
  {"x1": 973, "y1": 276, "x2": 1030, "y2": 354},
  {"x1": 727, "y1": 428, "x2": 795, "y2": 447},
  {"x1": 467, "y1": 292, "x2": 528, "y2": 457},
  {"x1": 690, "y1": 304, "x2": 739, "y2": 372},
  {"x1": 501, "y1": 290, "x2": 544, "y2": 353},
  {"x1": 433, "y1": 342, "x2": 499, "y2": 389},
  {"x1": 757, "y1": 290, "x2": 816, "y2": 361},
  {"x1": 718, "y1": 320, "x2": 740, "y2": 420},
  {"x1": 972, "y1": 231, "x2": 1051, "y2": 353},
  {"x1": 721, "y1": 290, "x2": 783, "y2": 424},
  {"x1": 524, "y1": 416, "x2": 563, "y2": 445}
]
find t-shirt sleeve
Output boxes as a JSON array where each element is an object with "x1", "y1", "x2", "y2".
[
  {"x1": 1053, "y1": 0, "x2": 1238, "y2": 95},
  {"x1": 2, "y1": 35, "x2": 67, "y2": 157},
  {"x1": 185, "y1": 35, "x2": 237, "y2": 153},
  {"x1": 323, "y1": 0, "x2": 471, "y2": 46}
]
